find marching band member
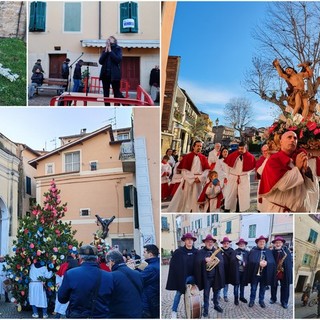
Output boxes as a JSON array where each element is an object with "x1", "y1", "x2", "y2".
[
  {"x1": 194, "y1": 234, "x2": 224, "y2": 318},
  {"x1": 166, "y1": 233, "x2": 198, "y2": 319},
  {"x1": 270, "y1": 236, "x2": 292, "y2": 309},
  {"x1": 246, "y1": 235, "x2": 276, "y2": 308},
  {"x1": 233, "y1": 238, "x2": 249, "y2": 305},
  {"x1": 219, "y1": 237, "x2": 238, "y2": 302}
]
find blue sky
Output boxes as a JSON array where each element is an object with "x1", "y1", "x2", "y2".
[
  {"x1": 169, "y1": 1, "x2": 277, "y2": 128},
  {"x1": 0, "y1": 108, "x2": 132, "y2": 151}
]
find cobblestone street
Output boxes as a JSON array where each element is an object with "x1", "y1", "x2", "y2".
[{"x1": 161, "y1": 265, "x2": 293, "y2": 319}]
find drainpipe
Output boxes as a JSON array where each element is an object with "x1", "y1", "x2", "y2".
[
  {"x1": 99, "y1": 1, "x2": 102, "y2": 40},
  {"x1": 16, "y1": 1, "x2": 24, "y2": 38}
]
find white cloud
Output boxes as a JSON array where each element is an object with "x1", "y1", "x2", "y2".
[{"x1": 178, "y1": 79, "x2": 234, "y2": 105}]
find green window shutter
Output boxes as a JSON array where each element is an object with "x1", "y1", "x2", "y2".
[
  {"x1": 130, "y1": 2, "x2": 138, "y2": 33},
  {"x1": 120, "y1": 2, "x2": 130, "y2": 33},
  {"x1": 29, "y1": 2, "x2": 36, "y2": 31},
  {"x1": 29, "y1": 1, "x2": 46, "y2": 32}
]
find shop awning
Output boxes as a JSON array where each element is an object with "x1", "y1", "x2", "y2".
[{"x1": 81, "y1": 39, "x2": 160, "y2": 48}]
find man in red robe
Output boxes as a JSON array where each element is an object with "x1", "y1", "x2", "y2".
[
  {"x1": 167, "y1": 141, "x2": 210, "y2": 212},
  {"x1": 259, "y1": 131, "x2": 317, "y2": 212},
  {"x1": 223, "y1": 142, "x2": 256, "y2": 212}
]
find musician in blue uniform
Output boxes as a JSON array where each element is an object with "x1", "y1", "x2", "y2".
[
  {"x1": 166, "y1": 233, "x2": 198, "y2": 319},
  {"x1": 194, "y1": 234, "x2": 225, "y2": 317},
  {"x1": 246, "y1": 235, "x2": 276, "y2": 308},
  {"x1": 269, "y1": 236, "x2": 292, "y2": 309},
  {"x1": 233, "y1": 238, "x2": 249, "y2": 305}
]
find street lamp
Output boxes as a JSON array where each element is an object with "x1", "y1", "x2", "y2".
[{"x1": 214, "y1": 118, "x2": 219, "y2": 143}]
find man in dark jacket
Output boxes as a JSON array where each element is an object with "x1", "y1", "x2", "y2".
[
  {"x1": 28, "y1": 68, "x2": 44, "y2": 99},
  {"x1": 149, "y1": 65, "x2": 160, "y2": 102},
  {"x1": 106, "y1": 249, "x2": 143, "y2": 318},
  {"x1": 99, "y1": 36, "x2": 124, "y2": 105},
  {"x1": 140, "y1": 244, "x2": 160, "y2": 318},
  {"x1": 246, "y1": 235, "x2": 276, "y2": 308},
  {"x1": 73, "y1": 59, "x2": 83, "y2": 92},
  {"x1": 194, "y1": 234, "x2": 225, "y2": 317},
  {"x1": 270, "y1": 236, "x2": 292, "y2": 309},
  {"x1": 166, "y1": 232, "x2": 198, "y2": 318},
  {"x1": 58, "y1": 245, "x2": 113, "y2": 318},
  {"x1": 233, "y1": 238, "x2": 249, "y2": 305}
]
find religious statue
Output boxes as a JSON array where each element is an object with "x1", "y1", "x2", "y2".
[
  {"x1": 95, "y1": 214, "x2": 115, "y2": 239},
  {"x1": 273, "y1": 59, "x2": 313, "y2": 118}
]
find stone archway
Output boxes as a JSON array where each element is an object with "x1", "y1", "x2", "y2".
[{"x1": 0, "y1": 198, "x2": 9, "y2": 256}]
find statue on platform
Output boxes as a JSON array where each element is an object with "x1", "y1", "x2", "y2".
[
  {"x1": 95, "y1": 214, "x2": 115, "y2": 239},
  {"x1": 273, "y1": 59, "x2": 313, "y2": 118}
]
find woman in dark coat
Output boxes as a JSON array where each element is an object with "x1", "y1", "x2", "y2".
[
  {"x1": 166, "y1": 233, "x2": 197, "y2": 318},
  {"x1": 99, "y1": 36, "x2": 124, "y2": 105}
]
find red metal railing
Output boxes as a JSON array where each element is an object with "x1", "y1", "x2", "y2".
[
  {"x1": 83, "y1": 77, "x2": 130, "y2": 98},
  {"x1": 49, "y1": 85, "x2": 155, "y2": 106}
]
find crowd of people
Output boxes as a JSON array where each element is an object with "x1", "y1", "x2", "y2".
[
  {"x1": 162, "y1": 131, "x2": 319, "y2": 212},
  {"x1": 0, "y1": 244, "x2": 160, "y2": 319},
  {"x1": 166, "y1": 232, "x2": 292, "y2": 318}
]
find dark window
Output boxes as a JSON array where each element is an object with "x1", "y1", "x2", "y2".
[
  {"x1": 161, "y1": 216, "x2": 169, "y2": 231},
  {"x1": 120, "y1": 2, "x2": 138, "y2": 33},
  {"x1": 26, "y1": 177, "x2": 31, "y2": 195},
  {"x1": 29, "y1": 1, "x2": 46, "y2": 32},
  {"x1": 80, "y1": 209, "x2": 90, "y2": 216},
  {"x1": 90, "y1": 161, "x2": 97, "y2": 171}
]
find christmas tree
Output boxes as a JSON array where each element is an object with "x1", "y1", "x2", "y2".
[{"x1": 5, "y1": 180, "x2": 80, "y2": 311}]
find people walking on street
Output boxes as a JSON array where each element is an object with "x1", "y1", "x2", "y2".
[
  {"x1": 0, "y1": 256, "x2": 10, "y2": 303},
  {"x1": 161, "y1": 155, "x2": 172, "y2": 201},
  {"x1": 301, "y1": 283, "x2": 312, "y2": 306},
  {"x1": 72, "y1": 59, "x2": 84, "y2": 93}
]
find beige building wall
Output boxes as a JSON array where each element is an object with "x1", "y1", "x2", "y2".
[
  {"x1": 28, "y1": 1, "x2": 160, "y2": 91},
  {"x1": 32, "y1": 128, "x2": 134, "y2": 245},
  {"x1": 161, "y1": 1, "x2": 177, "y2": 109},
  {"x1": 161, "y1": 214, "x2": 177, "y2": 255},
  {"x1": 295, "y1": 214, "x2": 320, "y2": 290},
  {"x1": 0, "y1": 135, "x2": 20, "y2": 255},
  {"x1": 219, "y1": 214, "x2": 241, "y2": 247}
]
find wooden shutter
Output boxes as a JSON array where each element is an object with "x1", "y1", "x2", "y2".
[
  {"x1": 130, "y1": 2, "x2": 138, "y2": 33},
  {"x1": 29, "y1": 1, "x2": 46, "y2": 32},
  {"x1": 120, "y1": 2, "x2": 130, "y2": 33}
]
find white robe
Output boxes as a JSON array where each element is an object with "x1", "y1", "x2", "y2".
[
  {"x1": 54, "y1": 274, "x2": 69, "y2": 315},
  {"x1": 224, "y1": 157, "x2": 252, "y2": 212},
  {"x1": 262, "y1": 164, "x2": 317, "y2": 212},
  {"x1": 256, "y1": 158, "x2": 270, "y2": 212},
  {"x1": 203, "y1": 184, "x2": 222, "y2": 213},
  {"x1": 208, "y1": 149, "x2": 219, "y2": 167},
  {"x1": 215, "y1": 158, "x2": 228, "y2": 191},
  {"x1": 170, "y1": 161, "x2": 182, "y2": 184},
  {"x1": 161, "y1": 162, "x2": 172, "y2": 184},
  {"x1": 167, "y1": 155, "x2": 208, "y2": 212},
  {"x1": 0, "y1": 261, "x2": 7, "y2": 295},
  {"x1": 28, "y1": 264, "x2": 53, "y2": 308},
  {"x1": 307, "y1": 158, "x2": 320, "y2": 212}
]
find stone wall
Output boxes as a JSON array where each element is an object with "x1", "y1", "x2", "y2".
[{"x1": 0, "y1": 1, "x2": 26, "y2": 40}]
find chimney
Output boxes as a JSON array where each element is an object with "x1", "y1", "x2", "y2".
[{"x1": 81, "y1": 128, "x2": 87, "y2": 135}]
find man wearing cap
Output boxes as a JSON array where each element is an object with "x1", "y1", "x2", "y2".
[
  {"x1": 234, "y1": 238, "x2": 249, "y2": 305},
  {"x1": 259, "y1": 131, "x2": 317, "y2": 212},
  {"x1": 219, "y1": 237, "x2": 238, "y2": 303},
  {"x1": 194, "y1": 234, "x2": 224, "y2": 317},
  {"x1": 166, "y1": 233, "x2": 198, "y2": 318},
  {"x1": 270, "y1": 236, "x2": 292, "y2": 309},
  {"x1": 58, "y1": 245, "x2": 114, "y2": 318},
  {"x1": 32, "y1": 59, "x2": 44, "y2": 73},
  {"x1": 106, "y1": 249, "x2": 143, "y2": 318},
  {"x1": 246, "y1": 236, "x2": 276, "y2": 308},
  {"x1": 223, "y1": 142, "x2": 256, "y2": 212},
  {"x1": 167, "y1": 141, "x2": 210, "y2": 212}
]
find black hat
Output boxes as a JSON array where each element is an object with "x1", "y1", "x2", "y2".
[{"x1": 79, "y1": 245, "x2": 97, "y2": 256}]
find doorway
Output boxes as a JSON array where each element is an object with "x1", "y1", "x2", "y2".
[
  {"x1": 49, "y1": 54, "x2": 67, "y2": 78},
  {"x1": 0, "y1": 198, "x2": 9, "y2": 256},
  {"x1": 296, "y1": 275, "x2": 308, "y2": 292},
  {"x1": 122, "y1": 57, "x2": 140, "y2": 91}
]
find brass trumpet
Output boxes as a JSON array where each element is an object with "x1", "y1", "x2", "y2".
[
  {"x1": 126, "y1": 259, "x2": 148, "y2": 270},
  {"x1": 257, "y1": 251, "x2": 266, "y2": 276}
]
